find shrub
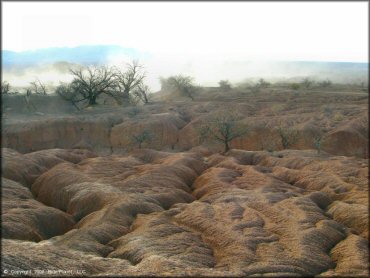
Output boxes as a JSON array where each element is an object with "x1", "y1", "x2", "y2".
[
  {"x1": 333, "y1": 112, "x2": 344, "y2": 122},
  {"x1": 291, "y1": 83, "x2": 300, "y2": 90},
  {"x1": 218, "y1": 80, "x2": 232, "y2": 91},
  {"x1": 132, "y1": 130, "x2": 153, "y2": 149},
  {"x1": 318, "y1": 79, "x2": 332, "y2": 88},
  {"x1": 276, "y1": 126, "x2": 300, "y2": 149},
  {"x1": 321, "y1": 105, "x2": 333, "y2": 117},
  {"x1": 301, "y1": 78, "x2": 314, "y2": 89},
  {"x1": 1, "y1": 81, "x2": 11, "y2": 94},
  {"x1": 160, "y1": 75, "x2": 197, "y2": 100}
]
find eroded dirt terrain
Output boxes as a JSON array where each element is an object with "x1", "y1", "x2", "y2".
[
  {"x1": 1, "y1": 88, "x2": 368, "y2": 276},
  {"x1": 2, "y1": 89, "x2": 368, "y2": 158},
  {"x1": 2, "y1": 147, "x2": 368, "y2": 276}
]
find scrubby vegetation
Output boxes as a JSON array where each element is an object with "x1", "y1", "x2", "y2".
[
  {"x1": 198, "y1": 110, "x2": 249, "y2": 153},
  {"x1": 218, "y1": 80, "x2": 232, "y2": 91},
  {"x1": 1, "y1": 81, "x2": 11, "y2": 94},
  {"x1": 276, "y1": 126, "x2": 300, "y2": 149},
  {"x1": 132, "y1": 130, "x2": 153, "y2": 149},
  {"x1": 160, "y1": 75, "x2": 198, "y2": 101},
  {"x1": 2, "y1": 64, "x2": 368, "y2": 159}
]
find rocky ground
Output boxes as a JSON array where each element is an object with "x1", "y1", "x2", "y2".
[{"x1": 1, "y1": 87, "x2": 369, "y2": 276}]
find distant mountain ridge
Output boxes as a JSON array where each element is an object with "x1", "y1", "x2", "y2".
[{"x1": 2, "y1": 45, "x2": 144, "y2": 68}]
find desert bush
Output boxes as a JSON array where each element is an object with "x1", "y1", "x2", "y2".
[
  {"x1": 301, "y1": 78, "x2": 314, "y2": 89},
  {"x1": 313, "y1": 134, "x2": 324, "y2": 154},
  {"x1": 333, "y1": 112, "x2": 344, "y2": 122},
  {"x1": 291, "y1": 83, "x2": 300, "y2": 90},
  {"x1": 318, "y1": 79, "x2": 332, "y2": 88},
  {"x1": 257, "y1": 78, "x2": 270, "y2": 88},
  {"x1": 218, "y1": 80, "x2": 232, "y2": 91},
  {"x1": 132, "y1": 130, "x2": 153, "y2": 149},
  {"x1": 276, "y1": 126, "x2": 300, "y2": 149},
  {"x1": 248, "y1": 78, "x2": 270, "y2": 95},
  {"x1": 321, "y1": 105, "x2": 333, "y2": 117},
  {"x1": 160, "y1": 75, "x2": 197, "y2": 101},
  {"x1": 1, "y1": 81, "x2": 11, "y2": 94}
]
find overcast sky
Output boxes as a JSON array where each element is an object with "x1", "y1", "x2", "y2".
[{"x1": 2, "y1": 1, "x2": 368, "y2": 62}]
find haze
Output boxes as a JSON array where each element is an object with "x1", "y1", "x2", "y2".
[{"x1": 2, "y1": 1, "x2": 368, "y2": 90}]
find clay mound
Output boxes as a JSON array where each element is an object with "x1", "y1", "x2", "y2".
[
  {"x1": 177, "y1": 104, "x2": 368, "y2": 158},
  {"x1": 319, "y1": 234, "x2": 369, "y2": 277},
  {"x1": 323, "y1": 115, "x2": 369, "y2": 158},
  {"x1": 2, "y1": 116, "x2": 119, "y2": 154},
  {"x1": 29, "y1": 150, "x2": 206, "y2": 257},
  {"x1": 3, "y1": 97, "x2": 368, "y2": 158},
  {"x1": 2, "y1": 148, "x2": 96, "y2": 187},
  {"x1": 110, "y1": 113, "x2": 187, "y2": 151},
  {"x1": 107, "y1": 211, "x2": 218, "y2": 270},
  {"x1": 1, "y1": 149, "x2": 368, "y2": 276},
  {"x1": 2, "y1": 178, "x2": 75, "y2": 242},
  {"x1": 178, "y1": 119, "x2": 203, "y2": 150},
  {"x1": 1, "y1": 238, "x2": 228, "y2": 277},
  {"x1": 1, "y1": 239, "x2": 132, "y2": 276}
]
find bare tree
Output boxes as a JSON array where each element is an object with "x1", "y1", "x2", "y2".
[
  {"x1": 276, "y1": 126, "x2": 300, "y2": 149},
  {"x1": 29, "y1": 78, "x2": 47, "y2": 95},
  {"x1": 114, "y1": 60, "x2": 146, "y2": 104},
  {"x1": 132, "y1": 83, "x2": 151, "y2": 104},
  {"x1": 23, "y1": 89, "x2": 37, "y2": 112},
  {"x1": 26, "y1": 88, "x2": 32, "y2": 96},
  {"x1": 55, "y1": 82, "x2": 83, "y2": 111},
  {"x1": 67, "y1": 65, "x2": 117, "y2": 105},
  {"x1": 161, "y1": 75, "x2": 197, "y2": 101},
  {"x1": 132, "y1": 130, "x2": 153, "y2": 149},
  {"x1": 1, "y1": 81, "x2": 11, "y2": 94},
  {"x1": 198, "y1": 111, "x2": 249, "y2": 153}
]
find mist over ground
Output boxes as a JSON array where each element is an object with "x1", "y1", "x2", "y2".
[{"x1": 2, "y1": 45, "x2": 368, "y2": 92}]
